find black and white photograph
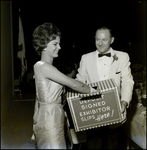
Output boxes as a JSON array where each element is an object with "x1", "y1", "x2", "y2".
[{"x1": 1, "y1": 1, "x2": 146, "y2": 149}]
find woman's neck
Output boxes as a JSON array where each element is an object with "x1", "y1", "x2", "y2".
[{"x1": 41, "y1": 53, "x2": 53, "y2": 65}]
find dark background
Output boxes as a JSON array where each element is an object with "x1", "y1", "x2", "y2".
[{"x1": 12, "y1": 1, "x2": 146, "y2": 79}]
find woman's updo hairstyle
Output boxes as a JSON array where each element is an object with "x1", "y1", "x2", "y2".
[{"x1": 32, "y1": 22, "x2": 61, "y2": 55}]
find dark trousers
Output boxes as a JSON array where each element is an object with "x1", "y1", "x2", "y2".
[{"x1": 86, "y1": 126, "x2": 120, "y2": 149}]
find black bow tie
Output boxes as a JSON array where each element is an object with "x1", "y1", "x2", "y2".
[{"x1": 98, "y1": 53, "x2": 111, "y2": 57}]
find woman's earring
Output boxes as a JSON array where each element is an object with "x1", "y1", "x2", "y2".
[{"x1": 44, "y1": 48, "x2": 46, "y2": 51}]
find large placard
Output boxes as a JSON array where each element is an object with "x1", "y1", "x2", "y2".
[{"x1": 67, "y1": 79, "x2": 123, "y2": 132}]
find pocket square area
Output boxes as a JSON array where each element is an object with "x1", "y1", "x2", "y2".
[{"x1": 116, "y1": 71, "x2": 121, "y2": 74}]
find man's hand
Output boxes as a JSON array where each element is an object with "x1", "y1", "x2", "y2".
[
  {"x1": 121, "y1": 101, "x2": 128, "y2": 124},
  {"x1": 121, "y1": 101, "x2": 128, "y2": 113},
  {"x1": 109, "y1": 101, "x2": 128, "y2": 129}
]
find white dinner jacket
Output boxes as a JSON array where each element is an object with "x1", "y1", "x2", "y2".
[{"x1": 76, "y1": 48, "x2": 134, "y2": 106}]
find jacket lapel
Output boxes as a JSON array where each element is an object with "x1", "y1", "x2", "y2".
[{"x1": 109, "y1": 50, "x2": 118, "y2": 78}]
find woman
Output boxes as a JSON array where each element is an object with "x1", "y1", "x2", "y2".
[{"x1": 31, "y1": 22, "x2": 96, "y2": 149}]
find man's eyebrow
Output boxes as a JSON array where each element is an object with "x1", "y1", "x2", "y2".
[{"x1": 95, "y1": 37, "x2": 107, "y2": 40}]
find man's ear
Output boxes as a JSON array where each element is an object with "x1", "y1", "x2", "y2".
[{"x1": 111, "y1": 37, "x2": 115, "y2": 44}]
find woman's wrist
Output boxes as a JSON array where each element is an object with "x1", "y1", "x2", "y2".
[{"x1": 90, "y1": 87, "x2": 97, "y2": 93}]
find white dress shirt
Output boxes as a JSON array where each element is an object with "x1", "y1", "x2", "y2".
[{"x1": 96, "y1": 50, "x2": 112, "y2": 81}]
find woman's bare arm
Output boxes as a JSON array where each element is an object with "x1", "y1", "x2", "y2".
[{"x1": 40, "y1": 63, "x2": 95, "y2": 93}]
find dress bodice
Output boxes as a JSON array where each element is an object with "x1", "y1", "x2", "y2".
[{"x1": 34, "y1": 61, "x2": 63, "y2": 104}]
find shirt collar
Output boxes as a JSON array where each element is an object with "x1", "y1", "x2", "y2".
[{"x1": 96, "y1": 47, "x2": 113, "y2": 55}]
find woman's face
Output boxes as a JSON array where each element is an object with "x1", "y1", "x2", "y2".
[{"x1": 46, "y1": 36, "x2": 61, "y2": 58}]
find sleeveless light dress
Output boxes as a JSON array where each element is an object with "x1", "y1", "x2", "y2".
[{"x1": 32, "y1": 61, "x2": 66, "y2": 149}]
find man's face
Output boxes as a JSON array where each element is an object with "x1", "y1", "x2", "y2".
[{"x1": 95, "y1": 29, "x2": 114, "y2": 53}]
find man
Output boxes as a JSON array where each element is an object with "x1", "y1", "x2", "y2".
[{"x1": 76, "y1": 26, "x2": 134, "y2": 149}]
